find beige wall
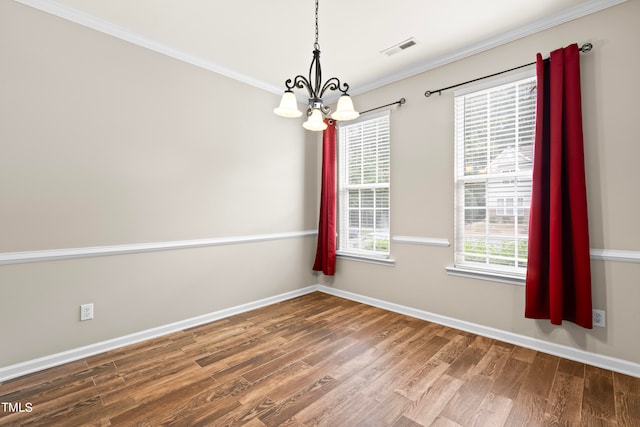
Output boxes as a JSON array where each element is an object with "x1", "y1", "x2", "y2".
[
  {"x1": 2, "y1": 0, "x2": 638, "y2": 371},
  {"x1": 0, "y1": 1, "x2": 318, "y2": 366},
  {"x1": 323, "y1": 0, "x2": 640, "y2": 365}
]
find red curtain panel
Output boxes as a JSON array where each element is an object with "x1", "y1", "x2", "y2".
[
  {"x1": 525, "y1": 44, "x2": 593, "y2": 328},
  {"x1": 313, "y1": 119, "x2": 337, "y2": 275}
]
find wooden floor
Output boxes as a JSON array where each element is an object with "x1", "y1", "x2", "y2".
[{"x1": 1, "y1": 292, "x2": 639, "y2": 426}]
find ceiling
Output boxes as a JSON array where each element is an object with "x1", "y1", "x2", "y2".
[{"x1": 19, "y1": 0, "x2": 622, "y2": 99}]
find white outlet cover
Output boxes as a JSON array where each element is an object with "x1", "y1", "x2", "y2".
[
  {"x1": 80, "y1": 303, "x2": 94, "y2": 321},
  {"x1": 592, "y1": 309, "x2": 605, "y2": 327}
]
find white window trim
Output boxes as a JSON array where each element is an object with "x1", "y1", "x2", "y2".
[
  {"x1": 336, "y1": 251, "x2": 396, "y2": 266},
  {"x1": 337, "y1": 109, "x2": 393, "y2": 264},
  {"x1": 448, "y1": 70, "x2": 535, "y2": 284}
]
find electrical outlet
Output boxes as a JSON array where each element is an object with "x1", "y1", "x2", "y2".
[
  {"x1": 80, "y1": 303, "x2": 94, "y2": 321},
  {"x1": 592, "y1": 309, "x2": 605, "y2": 327}
]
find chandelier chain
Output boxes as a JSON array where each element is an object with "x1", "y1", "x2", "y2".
[{"x1": 314, "y1": 0, "x2": 319, "y2": 50}]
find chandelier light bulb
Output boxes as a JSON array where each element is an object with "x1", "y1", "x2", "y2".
[
  {"x1": 331, "y1": 95, "x2": 360, "y2": 121},
  {"x1": 302, "y1": 109, "x2": 328, "y2": 131},
  {"x1": 274, "y1": 91, "x2": 303, "y2": 118}
]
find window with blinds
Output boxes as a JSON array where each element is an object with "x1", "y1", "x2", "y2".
[
  {"x1": 454, "y1": 75, "x2": 536, "y2": 276},
  {"x1": 338, "y1": 111, "x2": 391, "y2": 258}
]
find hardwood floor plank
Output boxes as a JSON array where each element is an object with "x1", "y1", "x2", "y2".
[
  {"x1": 109, "y1": 375, "x2": 219, "y2": 425},
  {"x1": 582, "y1": 364, "x2": 616, "y2": 422},
  {"x1": 403, "y1": 374, "x2": 465, "y2": 426},
  {"x1": 258, "y1": 375, "x2": 339, "y2": 427},
  {"x1": 1, "y1": 292, "x2": 636, "y2": 426},
  {"x1": 238, "y1": 347, "x2": 311, "y2": 384},
  {"x1": 440, "y1": 375, "x2": 493, "y2": 425},
  {"x1": 237, "y1": 360, "x2": 313, "y2": 405},
  {"x1": 544, "y1": 371, "x2": 585, "y2": 425},
  {"x1": 100, "y1": 358, "x2": 202, "y2": 405},
  {"x1": 0, "y1": 360, "x2": 88, "y2": 394},
  {"x1": 360, "y1": 326, "x2": 440, "y2": 402},
  {"x1": 430, "y1": 416, "x2": 464, "y2": 427},
  {"x1": 172, "y1": 376, "x2": 253, "y2": 426},
  {"x1": 521, "y1": 351, "x2": 560, "y2": 398},
  {"x1": 614, "y1": 372, "x2": 640, "y2": 394},
  {"x1": 470, "y1": 341, "x2": 513, "y2": 380},
  {"x1": 433, "y1": 333, "x2": 476, "y2": 365},
  {"x1": 0, "y1": 362, "x2": 116, "y2": 403},
  {"x1": 490, "y1": 356, "x2": 531, "y2": 400},
  {"x1": 558, "y1": 358, "x2": 586, "y2": 378},
  {"x1": 395, "y1": 359, "x2": 451, "y2": 402},
  {"x1": 615, "y1": 390, "x2": 640, "y2": 427},
  {"x1": 319, "y1": 391, "x2": 379, "y2": 427},
  {"x1": 510, "y1": 346, "x2": 537, "y2": 363},
  {"x1": 289, "y1": 374, "x2": 368, "y2": 426},
  {"x1": 444, "y1": 335, "x2": 494, "y2": 380},
  {"x1": 471, "y1": 392, "x2": 513, "y2": 427},
  {"x1": 504, "y1": 390, "x2": 547, "y2": 426},
  {"x1": 392, "y1": 415, "x2": 426, "y2": 427},
  {"x1": 354, "y1": 392, "x2": 413, "y2": 427}
]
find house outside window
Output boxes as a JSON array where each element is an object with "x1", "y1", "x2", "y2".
[
  {"x1": 337, "y1": 110, "x2": 391, "y2": 260},
  {"x1": 452, "y1": 74, "x2": 536, "y2": 280}
]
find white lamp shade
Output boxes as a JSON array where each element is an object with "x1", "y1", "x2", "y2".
[
  {"x1": 331, "y1": 95, "x2": 359, "y2": 121},
  {"x1": 274, "y1": 91, "x2": 303, "y2": 118},
  {"x1": 302, "y1": 109, "x2": 328, "y2": 131}
]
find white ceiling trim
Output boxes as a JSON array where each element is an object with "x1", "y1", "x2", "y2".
[
  {"x1": 14, "y1": 0, "x2": 283, "y2": 96},
  {"x1": 352, "y1": 0, "x2": 626, "y2": 96},
  {"x1": 15, "y1": 0, "x2": 625, "y2": 100}
]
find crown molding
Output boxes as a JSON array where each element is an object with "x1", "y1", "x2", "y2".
[
  {"x1": 14, "y1": 0, "x2": 626, "y2": 99},
  {"x1": 351, "y1": 0, "x2": 627, "y2": 96}
]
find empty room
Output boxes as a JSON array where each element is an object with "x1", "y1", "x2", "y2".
[{"x1": 1, "y1": 0, "x2": 639, "y2": 425}]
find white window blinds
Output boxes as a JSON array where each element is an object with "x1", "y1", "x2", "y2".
[
  {"x1": 338, "y1": 111, "x2": 391, "y2": 257},
  {"x1": 454, "y1": 76, "x2": 536, "y2": 275}
]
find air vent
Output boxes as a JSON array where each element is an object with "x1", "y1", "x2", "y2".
[{"x1": 381, "y1": 38, "x2": 417, "y2": 56}]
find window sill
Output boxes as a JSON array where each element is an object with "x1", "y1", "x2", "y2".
[
  {"x1": 336, "y1": 251, "x2": 395, "y2": 267},
  {"x1": 445, "y1": 265, "x2": 525, "y2": 286}
]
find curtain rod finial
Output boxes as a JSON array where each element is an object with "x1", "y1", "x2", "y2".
[{"x1": 580, "y1": 42, "x2": 593, "y2": 53}]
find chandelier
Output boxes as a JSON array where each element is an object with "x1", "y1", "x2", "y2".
[{"x1": 273, "y1": 0, "x2": 359, "y2": 131}]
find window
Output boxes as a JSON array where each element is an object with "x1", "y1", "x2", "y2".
[
  {"x1": 453, "y1": 74, "x2": 536, "y2": 278},
  {"x1": 338, "y1": 111, "x2": 391, "y2": 259}
]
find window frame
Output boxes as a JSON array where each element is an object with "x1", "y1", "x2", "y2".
[
  {"x1": 336, "y1": 109, "x2": 393, "y2": 265},
  {"x1": 448, "y1": 70, "x2": 536, "y2": 285}
]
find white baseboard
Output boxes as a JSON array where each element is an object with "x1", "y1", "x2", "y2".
[
  {"x1": 317, "y1": 285, "x2": 640, "y2": 378},
  {"x1": 2, "y1": 284, "x2": 638, "y2": 382},
  {"x1": 0, "y1": 286, "x2": 318, "y2": 382}
]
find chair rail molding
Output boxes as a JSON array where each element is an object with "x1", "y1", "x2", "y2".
[
  {"x1": 0, "y1": 230, "x2": 317, "y2": 266},
  {"x1": 590, "y1": 248, "x2": 640, "y2": 263}
]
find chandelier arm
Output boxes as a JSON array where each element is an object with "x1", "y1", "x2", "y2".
[
  {"x1": 285, "y1": 76, "x2": 313, "y2": 97},
  {"x1": 319, "y1": 77, "x2": 350, "y2": 98}
]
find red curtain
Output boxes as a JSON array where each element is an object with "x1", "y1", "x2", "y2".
[
  {"x1": 525, "y1": 44, "x2": 592, "y2": 328},
  {"x1": 313, "y1": 119, "x2": 337, "y2": 275}
]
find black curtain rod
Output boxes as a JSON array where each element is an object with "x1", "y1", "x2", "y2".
[
  {"x1": 424, "y1": 42, "x2": 593, "y2": 98},
  {"x1": 359, "y1": 97, "x2": 406, "y2": 115}
]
